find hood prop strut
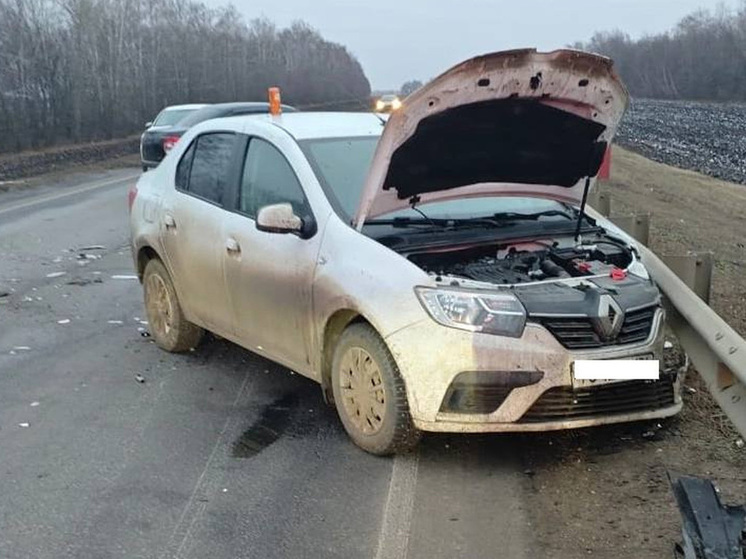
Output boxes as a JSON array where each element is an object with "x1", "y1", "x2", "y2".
[{"x1": 574, "y1": 176, "x2": 592, "y2": 242}]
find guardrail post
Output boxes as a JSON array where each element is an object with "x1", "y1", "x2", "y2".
[
  {"x1": 609, "y1": 214, "x2": 650, "y2": 245},
  {"x1": 661, "y1": 254, "x2": 713, "y2": 304}
]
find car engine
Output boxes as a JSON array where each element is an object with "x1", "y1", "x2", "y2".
[{"x1": 408, "y1": 235, "x2": 634, "y2": 285}]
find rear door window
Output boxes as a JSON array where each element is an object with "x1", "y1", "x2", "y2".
[{"x1": 179, "y1": 133, "x2": 236, "y2": 206}]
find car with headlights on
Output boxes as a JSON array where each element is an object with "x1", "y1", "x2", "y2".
[
  {"x1": 129, "y1": 49, "x2": 682, "y2": 455},
  {"x1": 375, "y1": 94, "x2": 402, "y2": 112}
]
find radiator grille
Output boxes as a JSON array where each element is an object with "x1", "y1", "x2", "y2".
[{"x1": 537, "y1": 306, "x2": 657, "y2": 350}]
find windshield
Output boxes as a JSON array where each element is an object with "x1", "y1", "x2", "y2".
[
  {"x1": 301, "y1": 136, "x2": 569, "y2": 222},
  {"x1": 301, "y1": 136, "x2": 380, "y2": 218},
  {"x1": 152, "y1": 109, "x2": 197, "y2": 126}
]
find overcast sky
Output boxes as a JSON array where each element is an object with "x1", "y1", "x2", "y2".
[{"x1": 212, "y1": 0, "x2": 740, "y2": 90}]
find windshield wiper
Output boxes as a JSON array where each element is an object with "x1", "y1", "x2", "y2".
[
  {"x1": 491, "y1": 209, "x2": 576, "y2": 221},
  {"x1": 363, "y1": 216, "x2": 514, "y2": 229}
]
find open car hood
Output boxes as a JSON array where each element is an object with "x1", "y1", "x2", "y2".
[{"x1": 354, "y1": 49, "x2": 629, "y2": 228}]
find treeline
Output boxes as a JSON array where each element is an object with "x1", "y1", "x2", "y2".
[
  {"x1": 0, "y1": 0, "x2": 371, "y2": 153},
  {"x1": 574, "y1": 4, "x2": 746, "y2": 101}
]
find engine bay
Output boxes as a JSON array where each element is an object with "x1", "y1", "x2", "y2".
[{"x1": 408, "y1": 234, "x2": 634, "y2": 285}]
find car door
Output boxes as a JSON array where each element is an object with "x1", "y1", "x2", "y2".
[
  {"x1": 160, "y1": 131, "x2": 241, "y2": 335},
  {"x1": 222, "y1": 136, "x2": 321, "y2": 374}
]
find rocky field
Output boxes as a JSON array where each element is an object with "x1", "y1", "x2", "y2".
[{"x1": 617, "y1": 98, "x2": 746, "y2": 184}]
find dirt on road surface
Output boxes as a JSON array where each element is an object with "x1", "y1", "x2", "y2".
[{"x1": 523, "y1": 146, "x2": 746, "y2": 559}]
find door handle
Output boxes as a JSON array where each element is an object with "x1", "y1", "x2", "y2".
[
  {"x1": 225, "y1": 237, "x2": 241, "y2": 253},
  {"x1": 164, "y1": 213, "x2": 176, "y2": 229}
]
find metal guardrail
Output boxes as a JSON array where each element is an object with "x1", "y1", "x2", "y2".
[
  {"x1": 587, "y1": 193, "x2": 746, "y2": 439},
  {"x1": 639, "y1": 245, "x2": 746, "y2": 440}
]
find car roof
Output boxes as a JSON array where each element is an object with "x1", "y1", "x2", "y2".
[
  {"x1": 178, "y1": 102, "x2": 298, "y2": 127},
  {"x1": 162, "y1": 104, "x2": 208, "y2": 111},
  {"x1": 243, "y1": 112, "x2": 386, "y2": 140}
]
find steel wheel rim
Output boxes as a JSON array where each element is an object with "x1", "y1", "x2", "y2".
[
  {"x1": 338, "y1": 346, "x2": 386, "y2": 435},
  {"x1": 145, "y1": 273, "x2": 173, "y2": 338}
]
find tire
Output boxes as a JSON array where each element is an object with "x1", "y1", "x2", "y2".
[
  {"x1": 331, "y1": 323, "x2": 420, "y2": 455},
  {"x1": 142, "y1": 258, "x2": 203, "y2": 352}
]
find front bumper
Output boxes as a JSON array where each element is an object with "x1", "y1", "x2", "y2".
[{"x1": 385, "y1": 309, "x2": 682, "y2": 433}]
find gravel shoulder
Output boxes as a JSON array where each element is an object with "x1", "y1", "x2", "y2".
[{"x1": 523, "y1": 145, "x2": 746, "y2": 559}]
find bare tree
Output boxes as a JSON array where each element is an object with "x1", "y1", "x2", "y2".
[
  {"x1": 0, "y1": 0, "x2": 372, "y2": 153},
  {"x1": 577, "y1": 4, "x2": 746, "y2": 101},
  {"x1": 400, "y1": 80, "x2": 423, "y2": 96}
]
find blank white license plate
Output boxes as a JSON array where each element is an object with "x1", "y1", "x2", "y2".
[{"x1": 572, "y1": 355, "x2": 659, "y2": 389}]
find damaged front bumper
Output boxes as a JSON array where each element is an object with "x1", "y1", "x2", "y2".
[{"x1": 385, "y1": 308, "x2": 683, "y2": 433}]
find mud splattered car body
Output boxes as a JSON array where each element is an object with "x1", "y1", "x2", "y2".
[{"x1": 130, "y1": 49, "x2": 681, "y2": 454}]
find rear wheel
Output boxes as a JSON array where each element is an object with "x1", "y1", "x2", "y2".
[
  {"x1": 143, "y1": 258, "x2": 203, "y2": 352},
  {"x1": 331, "y1": 323, "x2": 420, "y2": 455}
]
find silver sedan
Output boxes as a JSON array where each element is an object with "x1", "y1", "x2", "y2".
[{"x1": 129, "y1": 50, "x2": 681, "y2": 454}]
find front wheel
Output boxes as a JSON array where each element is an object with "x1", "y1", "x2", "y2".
[
  {"x1": 142, "y1": 258, "x2": 203, "y2": 352},
  {"x1": 331, "y1": 323, "x2": 420, "y2": 455}
]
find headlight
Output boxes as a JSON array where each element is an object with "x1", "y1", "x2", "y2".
[
  {"x1": 415, "y1": 287, "x2": 527, "y2": 338},
  {"x1": 392, "y1": 99, "x2": 402, "y2": 110},
  {"x1": 375, "y1": 100, "x2": 385, "y2": 110}
]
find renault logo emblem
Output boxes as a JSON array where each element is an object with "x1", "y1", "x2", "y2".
[{"x1": 593, "y1": 295, "x2": 624, "y2": 340}]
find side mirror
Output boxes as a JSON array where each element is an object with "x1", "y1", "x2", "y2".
[
  {"x1": 256, "y1": 203, "x2": 304, "y2": 235},
  {"x1": 145, "y1": 121, "x2": 153, "y2": 128}
]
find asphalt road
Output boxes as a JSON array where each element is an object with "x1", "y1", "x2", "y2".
[{"x1": 0, "y1": 167, "x2": 530, "y2": 559}]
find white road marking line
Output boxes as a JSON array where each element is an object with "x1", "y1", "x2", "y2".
[
  {"x1": 161, "y1": 372, "x2": 252, "y2": 559},
  {"x1": 111, "y1": 275, "x2": 138, "y2": 280},
  {"x1": 0, "y1": 173, "x2": 139, "y2": 216},
  {"x1": 374, "y1": 451, "x2": 420, "y2": 559}
]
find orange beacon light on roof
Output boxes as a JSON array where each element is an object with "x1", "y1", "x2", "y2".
[{"x1": 268, "y1": 87, "x2": 282, "y2": 115}]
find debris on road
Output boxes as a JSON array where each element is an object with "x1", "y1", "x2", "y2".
[
  {"x1": 107, "y1": 320, "x2": 123, "y2": 325},
  {"x1": 664, "y1": 341, "x2": 674, "y2": 350},
  {"x1": 111, "y1": 275, "x2": 138, "y2": 280},
  {"x1": 18, "y1": 423, "x2": 29, "y2": 428},
  {"x1": 13, "y1": 346, "x2": 30, "y2": 351},
  {"x1": 46, "y1": 271, "x2": 66, "y2": 278},
  {"x1": 57, "y1": 319, "x2": 71, "y2": 324},
  {"x1": 66, "y1": 277, "x2": 103, "y2": 286},
  {"x1": 30, "y1": 402, "x2": 39, "y2": 407},
  {"x1": 0, "y1": 290, "x2": 9, "y2": 298},
  {"x1": 670, "y1": 476, "x2": 746, "y2": 559},
  {"x1": 736, "y1": 439, "x2": 745, "y2": 449},
  {"x1": 134, "y1": 373, "x2": 146, "y2": 384}
]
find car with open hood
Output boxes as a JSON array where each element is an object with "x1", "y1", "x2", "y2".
[{"x1": 129, "y1": 49, "x2": 682, "y2": 455}]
